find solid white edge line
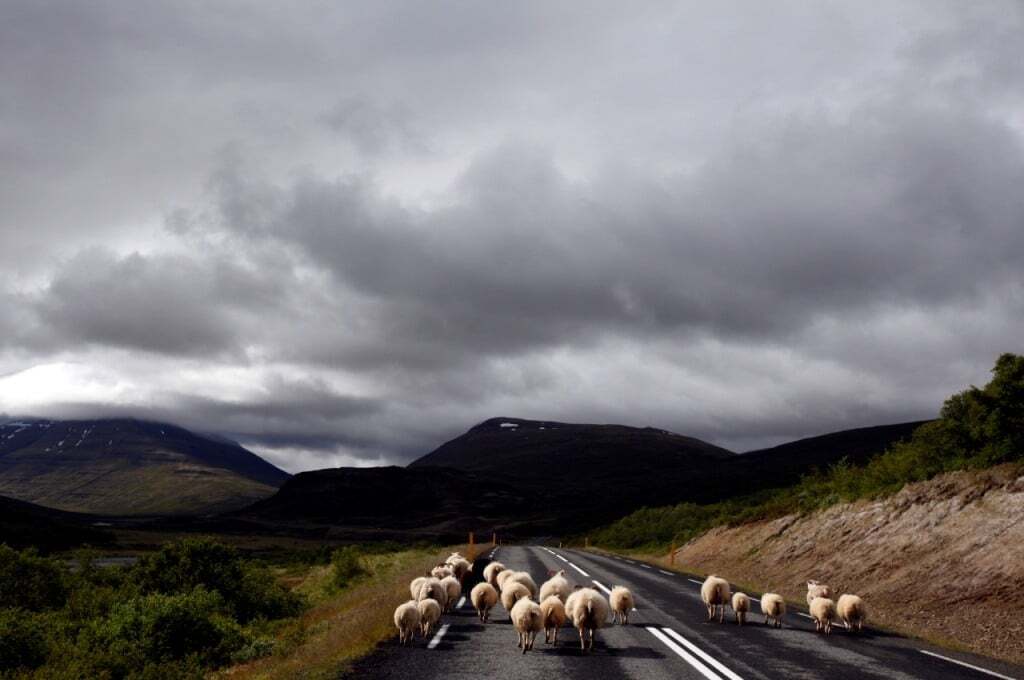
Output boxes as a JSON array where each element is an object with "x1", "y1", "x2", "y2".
[
  {"x1": 662, "y1": 628, "x2": 745, "y2": 680},
  {"x1": 568, "y1": 562, "x2": 590, "y2": 577},
  {"x1": 427, "y1": 623, "x2": 450, "y2": 649},
  {"x1": 456, "y1": 596, "x2": 466, "y2": 609},
  {"x1": 647, "y1": 627, "x2": 723, "y2": 680},
  {"x1": 918, "y1": 650, "x2": 1017, "y2": 680},
  {"x1": 591, "y1": 579, "x2": 611, "y2": 595}
]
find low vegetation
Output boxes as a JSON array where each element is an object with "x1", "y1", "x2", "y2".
[{"x1": 592, "y1": 352, "x2": 1024, "y2": 551}]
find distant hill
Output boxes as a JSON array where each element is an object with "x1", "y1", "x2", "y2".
[
  {"x1": 0, "y1": 493, "x2": 114, "y2": 552},
  {"x1": 239, "y1": 417, "x2": 928, "y2": 538},
  {"x1": 0, "y1": 418, "x2": 289, "y2": 516}
]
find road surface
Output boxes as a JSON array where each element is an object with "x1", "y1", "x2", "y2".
[{"x1": 343, "y1": 545, "x2": 1022, "y2": 679}]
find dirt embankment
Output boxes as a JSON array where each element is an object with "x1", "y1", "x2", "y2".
[{"x1": 669, "y1": 464, "x2": 1024, "y2": 665}]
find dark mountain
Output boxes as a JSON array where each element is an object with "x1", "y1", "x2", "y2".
[
  {"x1": 0, "y1": 493, "x2": 114, "y2": 552},
  {"x1": 230, "y1": 417, "x2": 928, "y2": 539},
  {"x1": 0, "y1": 418, "x2": 289, "y2": 516}
]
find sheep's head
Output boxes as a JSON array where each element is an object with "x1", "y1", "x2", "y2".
[{"x1": 807, "y1": 580, "x2": 820, "y2": 589}]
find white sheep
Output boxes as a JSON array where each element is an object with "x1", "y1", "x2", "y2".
[
  {"x1": 760, "y1": 593, "x2": 786, "y2": 628},
  {"x1": 539, "y1": 570, "x2": 571, "y2": 603},
  {"x1": 501, "y1": 581, "x2": 531, "y2": 619},
  {"x1": 810, "y1": 596, "x2": 837, "y2": 635},
  {"x1": 470, "y1": 582, "x2": 499, "y2": 622},
  {"x1": 439, "y1": 575, "x2": 461, "y2": 613},
  {"x1": 431, "y1": 564, "x2": 453, "y2": 580},
  {"x1": 565, "y1": 587, "x2": 610, "y2": 651},
  {"x1": 484, "y1": 561, "x2": 506, "y2": 588},
  {"x1": 610, "y1": 586, "x2": 635, "y2": 625},
  {"x1": 701, "y1": 575, "x2": 731, "y2": 623},
  {"x1": 511, "y1": 598, "x2": 544, "y2": 653},
  {"x1": 806, "y1": 580, "x2": 833, "y2": 606},
  {"x1": 731, "y1": 592, "x2": 750, "y2": 625},
  {"x1": 417, "y1": 598, "x2": 441, "y2": 637},
  {"x1": 446, "y1": 556, "x2": 472, "y2": 583},
  {"x1": 504, "y1": 571, "x2": 538, "y2": 598},
  {"x1": 393, "y1": 600, "x2": 421, "y2": 645},
  {"x1": 539, "y1": 595, "x2": 566, "y2": 644},
  {"x1": 837, "y1": 594, "x2": 867, "y2": 633},
  {"x1": 417, "y1": 577, "x2": 449, "y2": 612},
  {"x1": 495, "y1": 569, "x2": 515, "y2": 591},
  {"x1": 409, "y1": 576, "x2": 428, "y2": 600}
]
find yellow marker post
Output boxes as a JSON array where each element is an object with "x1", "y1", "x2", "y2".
[
  {"x1": 468, "y1": 532, "x2": 475, "y2": 560},
  {"x1": 669, "y1": 543, "x2": 676, "y2": 566}
]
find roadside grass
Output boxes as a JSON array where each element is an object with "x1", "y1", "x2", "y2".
[{"x1": 216, "y1": 545, "x2": 467, "y2": 680}]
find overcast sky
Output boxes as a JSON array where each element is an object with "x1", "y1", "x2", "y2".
[{"x1": 1, "y1": 1, "x2": 1022, "y2": 471}]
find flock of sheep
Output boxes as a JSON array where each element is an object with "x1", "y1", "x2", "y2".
[
  {"x1": 393, "y1": 551, "x2": 869, "y2": 655},
  {"x1": 393, "y1": 552, "x2": 634, "y2": 652},
  {"x1": 701, "y1": 575, "x2": 868, "y2": 635}
]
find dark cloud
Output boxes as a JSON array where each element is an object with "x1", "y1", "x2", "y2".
[{"x1": 1, "y1": 1, "x2": 1022, "y2": 468}]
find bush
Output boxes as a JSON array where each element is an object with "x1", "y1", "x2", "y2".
[
  {"x1": 0, "y1": 609, "x2": 49, "y2": 672},
  {"x1": 330, "y1": 546, "x2": 368, "y2": 589},
  {"x1": 0, "y1": 543, "x2": 68, "y2": 611}
]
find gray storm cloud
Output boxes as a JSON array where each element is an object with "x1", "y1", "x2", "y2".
[{"x1": 1, "y1": 1, "x2": 1022, "y2": 470}]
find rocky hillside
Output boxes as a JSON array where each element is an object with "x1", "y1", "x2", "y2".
[
  {"x1": 668, "y1": 464, "x2": 1024, "y2": 666},
  {"x1": 0, "y1": 418, "x2": 289, "y2": 515}
]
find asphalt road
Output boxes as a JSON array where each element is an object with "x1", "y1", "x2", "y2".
[{"x1": 343, "y1": 545, "x2": 1023, "y2": 679}]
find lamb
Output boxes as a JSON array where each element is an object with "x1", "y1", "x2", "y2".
[
  {"x1": 501, "y1": 581, "x2": 532, "y2": 619},
  {"x1": 609, "y1": 586, "x2": 635, "y2": 625},
  {"x1": 539, "y1": 595, "x2": 566, "y2": 644},
  {"x1": 439, "y1": 575, "x2": 462, "y2": 613},
  {"x1": 470, "y1": 582, "x2": 499, "y2": 622},
  {"x1": 511, "y1": 598, "x2": 544, "y2": 653},
  {"x1": 484, "y1": 561, "x2": 506, "y2": 588},
  {"x1": 410, "y1": 576, "x2": 428, "y2": 600},
  {"x1": 565, "y1": 587, "x2": 610, "y2": 651},
  {"x1": 810, "y1": 597, "x2": 837, "y2": 635},
  {"x1": 417, "y1": 577, "x2": 449, "y2": 612},
  {"x1": 504, "y1": 571, "x2": 538, "y2": 598},
  {"x1": 806, "y1": 580, "x2": 833, "y2": 606},
  {"x1": 417, "y1": 598, "x2": 441, "y2": 637},
  {"x1": 539, "y1": 570, "x2": 571, "y2": 603},
  {"x1": 731, "y1": 592, "x2": 750, "y2": 625},
  {"x1": 837, "y1": 594, "x2": 867, "y2": 633},
  {"x1": 760, "y1": 593, "x2": 786, "y2": 628},
  {"x1": 701, "y1": 575, "x2": 731, "y2": 623},
  {"x1": 394, "y1": 600, "x2": 421, "y2": 645},
  {"x1": 495, "y1": 569, "x2": 515, "y2": 591}
]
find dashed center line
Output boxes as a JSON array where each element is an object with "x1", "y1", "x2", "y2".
[
  {"x1": 688, "y1": 578, "x2": 704, "y2": 585},
  {"x1": 659, "y1": 569, "x2": 675, "y2": 575},
  {"x1": 567, "y1": 562, "x2": 590, "y2": 577},
  {"x1": 640, "y1": 564, "x2": 652, "y2": 569},
  {"x1": 797, "y1": 613, "x2": 814, "y2": 619},
  {"x1": 591, "y1": 579, "x2": 611, "y2": 595},
  {"x1": 456, "y1": 596, "x2": 466, "y2": 609},
  {"x1": 919, "y1": 650, "x2": 1016, "y2": 680},
  {"x1": 427, "y1": 623, "x2": 450, "y2": 649}
]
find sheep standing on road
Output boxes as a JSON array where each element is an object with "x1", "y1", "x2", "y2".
[
  {"x1": 760, "y1": 593, "x2": 786, "y2": 628},
  {"x1": 539, "y1": 595, "x2": 566, "y2": 644},
  {"x1": 410, "y1": 576, "x2": 428, "y2": 600},
  {"x1": 806, "y1": 580, "x2": 833, "y2": 606},
  {"x1": 471, "y1": 582, "x2": 499, "y2": 622},
  {"x1": 417, "y1": 578, "x2": 449, "y2": 612},
  {"x1": 810, "y1": 597, "x2": 837, "y2": 635},
  {"x1": 495, "y1": 569, "x2": 515, "y2": 591},
  {"x1": 565, "y1": 587, "x2": 610, "y2": 651},
  {"x1": 731, "y1": 592, "x2": 750, "y2": 625},
  {"x1": 701, "y1": 575, "x2": 731, "y2": 623},
  {"x1": 609, "y1": 586, "x2": 635, "y2": 625},
  {"x1": 447, "y1": 556, "x2": 472, "y2": 583},
  {"x1": 484, "y1": 561, "x2": 507, "y2": 588},
  {"x1": 837, "y1": 594, "x2": 867, "y2": 633},
  {"x1": 418, "y1": 598, "x2": 441, "y2": 637},
  {"x1": 511, "y1": 598, "x2": 544, "y2": 653},
  {"x1": 501, "y1": 581, "x2": 532, "y2": 620},
  {"x1": 539, "y1": 570, "x2": 571, "y2": 603},
  {"x1": 431, "y1": 564, "x2": 453, "y2": 580},
  {"x1": 440, "y1": 575, "x2": 461, "y2": 613},
  {"x1": 394, "y1": 601, "x2": 421, "y2": 645},
  {"x1": 504, "y1": 571, "x2": 538, "y2": 598}
]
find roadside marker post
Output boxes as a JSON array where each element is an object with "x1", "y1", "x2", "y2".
[
  {"x1": 492, "y1": 532, "x2": 496, "y2": 547},
  {"x1": 669, "y1": 543, "x2": 675, "y2": 566},
  {"x1": 468, "y1": 532, "x2": 475, "y2": 560}
]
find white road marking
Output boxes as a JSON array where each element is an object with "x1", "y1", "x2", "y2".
[
  {"x1": 662, "y1": 627, "x2": 745, "y2": 680},
  {"x1": 640, "y1": 564, "x2": 652, "y2": 569},
  {"x1": 568, "y1": 562, "x2": 590, "y2": 577},
  {"x1": 591, "y1": 579, "x2": 611, "y2": 594},
  {"x1": 797, "y1": 613, "x2": 814, "y2": 619},
  {"x1": 647, "y1": 627, "x2": 723, "y2": 680},
  {"x1": 659, "y1": 569, "x2": 675, "y2": 575},
  {"x1": 624, "y1": 560, "x2": 635, "y2": 564},
  {"x1": 688, "y1": 578, "x2": 704, "y2": 585},
  {"x1": 456, "y1": 596, "x2": 466, "y2": 609},
  {"x1": 919, "y1": 650, "x2": 1017, "y2": 680},
  {"x1": 556, "y1": 554, "x2": 569, "y2": 563},
  {"x1": 427, "y1": 623, "x2": 450, "y2": 649}
]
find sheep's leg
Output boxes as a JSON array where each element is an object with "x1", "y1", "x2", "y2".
[
  {"x1": 706, "y1": 604, "x2": 713, "y2": 621},
  {"x1": 579, "y1": 627, "x2": 586, "y2": 650}
]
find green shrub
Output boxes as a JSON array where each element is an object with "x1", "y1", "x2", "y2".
[
  {"x1": 0, "y1": 544, "x2": 68, "y2": 611},
  {"x1": 0, "y1": 609, "x2": 49, "y2": 672},
  {"x1": 330, "y1": 546, "x2": 368, "y2": 589}
]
